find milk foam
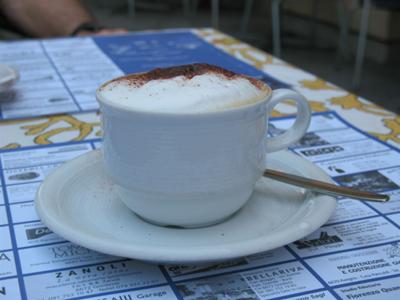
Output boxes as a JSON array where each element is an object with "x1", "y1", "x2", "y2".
[{"x1": 99, "y1": 73, "x2": 269, "y2": 113}]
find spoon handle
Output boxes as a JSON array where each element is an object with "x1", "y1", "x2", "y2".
[{"x1": 263, "y1": 169, "x2": 389, "y2": 202}]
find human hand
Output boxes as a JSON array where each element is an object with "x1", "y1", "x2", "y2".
[{"x1": 76, "y1": 28, "x2": 128, "y2": 36}]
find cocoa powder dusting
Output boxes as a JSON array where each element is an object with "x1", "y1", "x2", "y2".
[{"x1": 105, "y1": 63, "x2": 265, "y2": 89}]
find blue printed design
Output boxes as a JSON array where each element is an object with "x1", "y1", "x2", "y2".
[{"x1": 93, "y1": 31, "x2": 289, "y2": 89}]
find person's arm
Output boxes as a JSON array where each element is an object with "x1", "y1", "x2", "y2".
[{"x1": 0, "y1": 0, "x2": 123, "y2": 37}]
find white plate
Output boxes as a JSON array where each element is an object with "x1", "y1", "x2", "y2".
[
  {"x1": 0, "y1": 64, "x2": 19, "y2": 92},
  {"x1": 36, "y1": 150, "x2": 336, "y2": 264}
]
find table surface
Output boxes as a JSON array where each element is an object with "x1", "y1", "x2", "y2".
[{"x1": 0, "y1": 28, "x2": 400, "y2": 300}]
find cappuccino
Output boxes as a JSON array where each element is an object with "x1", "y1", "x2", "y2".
[
  {"x1": 97, "y1": 63, "x2": 311, "y2": 228},
  {"x1": 98, "y1": 64, "x2": 270, "y2": 113}
]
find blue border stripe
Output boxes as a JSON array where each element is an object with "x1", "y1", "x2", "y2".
[
  {"x1": 274, "y1": 289, "x2": 333, "y2": 300},
  {"x1": 312, "y1": 149, "x2": 393, "y2": 164},
  {"x1": 0, "y1": 138, "x2": 102, "y2": 155},
  {"x1": 169, "y1": 259, "x2": 298, "y2": 284},
  {"x1": 296, "y1": 239, "x2": 400, "y2": 260},
  {"x1": 0, "y1": 275, "x2": 19, "y2": 282},
  {"x1": 0, "y1": 159, "x2": 27, "y2": 299},
  {"x1": 332, "y1": 111, "x2": 400, "y2": 153},
  {"x1": 285, "y1": 246, "x2": 342, "y2": 299},
  {"x1": 291, "y1": 137, "x2": 369, "y2": 151},
  {"x1": 158, "y1": 266, "x2": 185, "y2": 300},
  {"x1": 332, "y1": 273, "x2": 400, "y2": 290},
  {"x1": 16, "y1": 240, "x2": 69, "y2": 252},
  {"x1": 324, "y1": 214, "x2": 380, "y2": 227},
  {"x1": 68, "y1": 283, "x2": 173, "y2": 300},
  {"x1": 22, "y1": 258, "x2": 129, "y2": 277},
  {"x1": 39, "y1": 41, "x2": 82, "y2": 111}
]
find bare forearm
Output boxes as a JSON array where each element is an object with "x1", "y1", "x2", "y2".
[{"x1": 0, "y1": 0, "x2": 94, "y2": 37}]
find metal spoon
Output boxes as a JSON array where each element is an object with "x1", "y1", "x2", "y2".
[{"x1": 263, "y1": 169, "x2": 390, "y2": 202}]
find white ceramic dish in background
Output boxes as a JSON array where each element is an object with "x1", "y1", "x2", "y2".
[
  {"x1": 35, "y1": 150, "x2": 336, "y2": 264},
  {"x1": 0, "y1": 64, "x2": 19, "y2": 92}
]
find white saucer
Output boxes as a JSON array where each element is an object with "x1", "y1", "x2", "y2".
[
  {"x1": 36, "y1": 150, "x2": 336, "y2": 264},
  {"x1": 0, "y1": 64, "x2": 19, "y2": 92}
]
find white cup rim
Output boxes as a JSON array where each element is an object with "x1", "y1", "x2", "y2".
[{"x1": 96, "y1": 74, "x2": 272, "y2": 117}]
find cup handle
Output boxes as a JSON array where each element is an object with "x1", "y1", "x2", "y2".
[{"x1": 265, "y1": 89, "x2": 311, "y2": 153}]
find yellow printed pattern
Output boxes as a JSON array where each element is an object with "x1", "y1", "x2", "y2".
[
  {"x1": 0, "y1": 114, "x2": 101, "y2": 149},
  {"x1": 369, "y1": 116, "x2": 400, "y2": 144}
]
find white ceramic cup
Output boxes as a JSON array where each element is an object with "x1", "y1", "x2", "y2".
[{"x1": 97, "y1": 83, "x2": 311, "y2": 228}]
